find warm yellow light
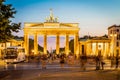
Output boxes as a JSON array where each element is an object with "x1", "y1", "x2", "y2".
[
  {"x1": 110, "y1": 34, "x2": 117, "y2": 37},
  {"x1": 114, "y1": 34, "x2": 117, "y2": 37},
  {"x1": 110, "y1": 34, "x2": 113, "y2": 36},
  {"x1": 32, "y1": 50, "x2": 34, "y2": 53}
]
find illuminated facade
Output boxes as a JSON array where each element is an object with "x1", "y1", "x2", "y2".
[
  {"x1": 108, "y1": 25, "x2": 120, "y2": 56},
  {"x1": 0, "y1": 39, "x2": 24, "y2": 58},
  {"x1": 79, "y1": 25, "x2": 120, "y2": 57},
  {"x1": 79, "y1": 37, "x2": 111, "y2": 57},
  {"x1": 24, "y1": 9, "x2": 80, "y2": 56},
  {"x1": 22, "y1": 10, "x2": 120, "y2": 57}
]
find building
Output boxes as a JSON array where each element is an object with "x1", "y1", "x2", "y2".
[
  {"x1": 24, "y1": 9, "x2": 80, "y2": 56},
  {"x1": 108, "y1": 25, "x2": 120, "y2": 57},
  {"x1": 79, "y1": 37, "x2": 111, "y2": 57},
  {"x1": 79, "y1": 25, "x2": 120, "y2": 57},
  {"x1": 1, "y1": 10, "x2": 119, "y2": 58},
  {"x1": 0, "y1": 39, "x2": 24, "y2": 58}
]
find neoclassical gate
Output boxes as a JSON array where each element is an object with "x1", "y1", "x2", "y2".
[{"x1": 24, "y1": 10, "x2": 80, "y2": 56}]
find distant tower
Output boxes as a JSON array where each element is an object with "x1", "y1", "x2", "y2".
[{"x1": 45, "y1": 9, "x2": 58, "y2": 22}]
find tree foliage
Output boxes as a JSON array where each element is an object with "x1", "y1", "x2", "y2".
[
  {"x1": 0, "y1": 0, "x2": 21, "y2": 42},
  {"x1": 29, "y1": 39, "x2": 43, "y2": 53},
  {"x1": 69, "y1": 39, "x2": 74, "y2": 53}
]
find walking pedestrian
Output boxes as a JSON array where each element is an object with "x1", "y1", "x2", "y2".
[
  {"x1": 111, "y1": 56, "x2": 115, "y2": 68},
  {"x1": 115, "y1": 53, "x2": 119, "y2": 69},
  {"x1": 36, "y1": 53, "x2": 40, "y2": 67},
  {"x1": 60, "y1": 54, "x2": 65, "y2": 68},
  {"x1": 95, "y1": 56, "x2": 100, "y2": 70},
  {"x1": 41, "y1": 54, "x2": 47, "y2": 69},
  {"x1": 80, "y1": 54, "x2": 87, "y2": 71},
  {"x1": 115, "y1": 56, "x2": 119, "y2": 69},
  {"x1": 101, "y1": 56, "x2": 105, "y2": 70}
]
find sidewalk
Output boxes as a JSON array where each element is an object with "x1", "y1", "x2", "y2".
[
  {"x1": 0, "y1": 59, "x2": 119, "y2": 80},
  {"x1": 33, "y1": 69, "x2": 120, "y2": 80},
  {"x1": 1, "y1": 68, "x2": 120, "y2": 80}
]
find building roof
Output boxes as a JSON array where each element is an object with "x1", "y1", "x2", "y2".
[
  {"x1": 108, "y1": 24, "x2": 120, "y2": 30},
  {"x1": 87, "y1": 37, "x2": 111, "y2": 43},
  {"x1": 80, "y1": 36, "x2": 111, "y2": 43},
  {"x1": 79, "y1": 38, "x2": 88, "y2": 42},
  {"x1": 91, "y1": 37, "x2": 109, "y2": 40}
]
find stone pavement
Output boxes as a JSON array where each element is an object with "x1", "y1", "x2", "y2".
[
  {"x1": 1, "y1": 68, "x2": 120, "y2": 80},
  {"x1": 34, "y1": 69, "x2": 120, "y2": 80},
  {"x1": 0, "y1": 59, "x2": 119, "y2": 80},
  {"x1": 0, "y1": 58, "x2": 112, "y2": 71}
]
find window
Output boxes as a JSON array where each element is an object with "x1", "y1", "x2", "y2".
[
  {"x1": 116, "y1": 42, "x2": 119, "y2": 47},
  {"x1": 117, "y1": 35, "x2": 119, "y2": 40},
  {"x1": 119, "y1": 35, "x2": 120, "y2": 40},
  {"x1": 98, "y1": 45, "x2": 101, "y2": 48},
  {"x1": 116, "y1": 50, "x2": 119, "y2": 56},
  {"x1": 1, "y1": 43, "x2": 4, "y2": 47},
  {"x1": 117, "y1": 29, "x2": 119, "y2": 32},
  {"x1": 18, "y1": 44, "x2": 21, "y2": 46},
  {"x1": 110, "y1": 30, "x2": 112, "y2": 34},
  {"x1": 117, "y1": 34, "x2": 120, "y2": 40}
]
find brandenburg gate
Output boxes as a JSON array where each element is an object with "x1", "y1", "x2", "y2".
[{"x1": 24, "y1": 10, "x2": 80, "y2": 56}]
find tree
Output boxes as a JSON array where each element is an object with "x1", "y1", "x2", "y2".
[
  {"x1": 0, "y1": 0, "x2": 21, "y2": 43},
  {"x1": 102, "y1": 34, "x2": 108, "y2": 38},
  {"x1": 69, "y1": 39, "x2": 74, "y2": 53}
]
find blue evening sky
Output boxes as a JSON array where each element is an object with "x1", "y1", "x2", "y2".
[
  {"x1": 6, "y1": 0, "x2": 120, "y2": 36},
  {"x1": 5, "y1": 0, "x2": 120, "y2": 50}
]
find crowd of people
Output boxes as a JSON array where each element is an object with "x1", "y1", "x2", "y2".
[{"x1": 26, "y1": 53, "x2": 120, "y2": 70}]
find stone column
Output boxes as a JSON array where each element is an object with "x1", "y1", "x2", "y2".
[
  {"x1": 79, "y1": 43, "x2": 81, "y2": 55},
  {"x1": 24, "y1": 34, "x2": 29, "y2": 56},
  {"x1": 103, "y1": 42, "x2": 105, "y2": 56},
  {"x1": 74, "y1": 35, "x2": 76, "y2": 54},
  {"x1": 114, "y1": 41, "x2": 116, "y2": 57},
  {"x1": 44, "y1": 34, "x2": 47, "y2": 54},
  {"x1": 96, "y1": 42, "x2": 98, "y2": 56},
  {"x1": 86, "y1": 43, "x2": 89, "y2": 56},
  {"x1": 0, "y1": 50, "x2": 1, "y2": 59},
  {"x1": 34, "y1": 34, "x2": 38, "y2": 55},
  {"x1": 90, "y1": 42, "x2": 92, "y2": 55},
  {"x1": 87, "y1": 43, "x2": 91, "y2": 56},
  {"x1": 56, "y1": 34, "x2": 60, "y2": 54},
  {"x1": 106, "y1": 43, "x2": 108, "y2": 56},
  {"x1": 87, "y1": 42, "x2": 92, "y2": 55},
  {"x1": 65, "y1": 34, "x2": 69, "y2": 55},
  {"x1": 74, "y1": 34, "x2": 79, "y2": 55},
  {"x1": 108, "y1": 42, "x2": 111, "y2": 56}
]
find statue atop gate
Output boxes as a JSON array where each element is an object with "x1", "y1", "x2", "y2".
[{"x1": 45, "y1": 8, "x2": 58, "y2": 23}]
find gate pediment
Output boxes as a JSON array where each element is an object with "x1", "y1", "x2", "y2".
[{"x1": 24, "y1": 22, "x2": 79, "y2": 28}]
